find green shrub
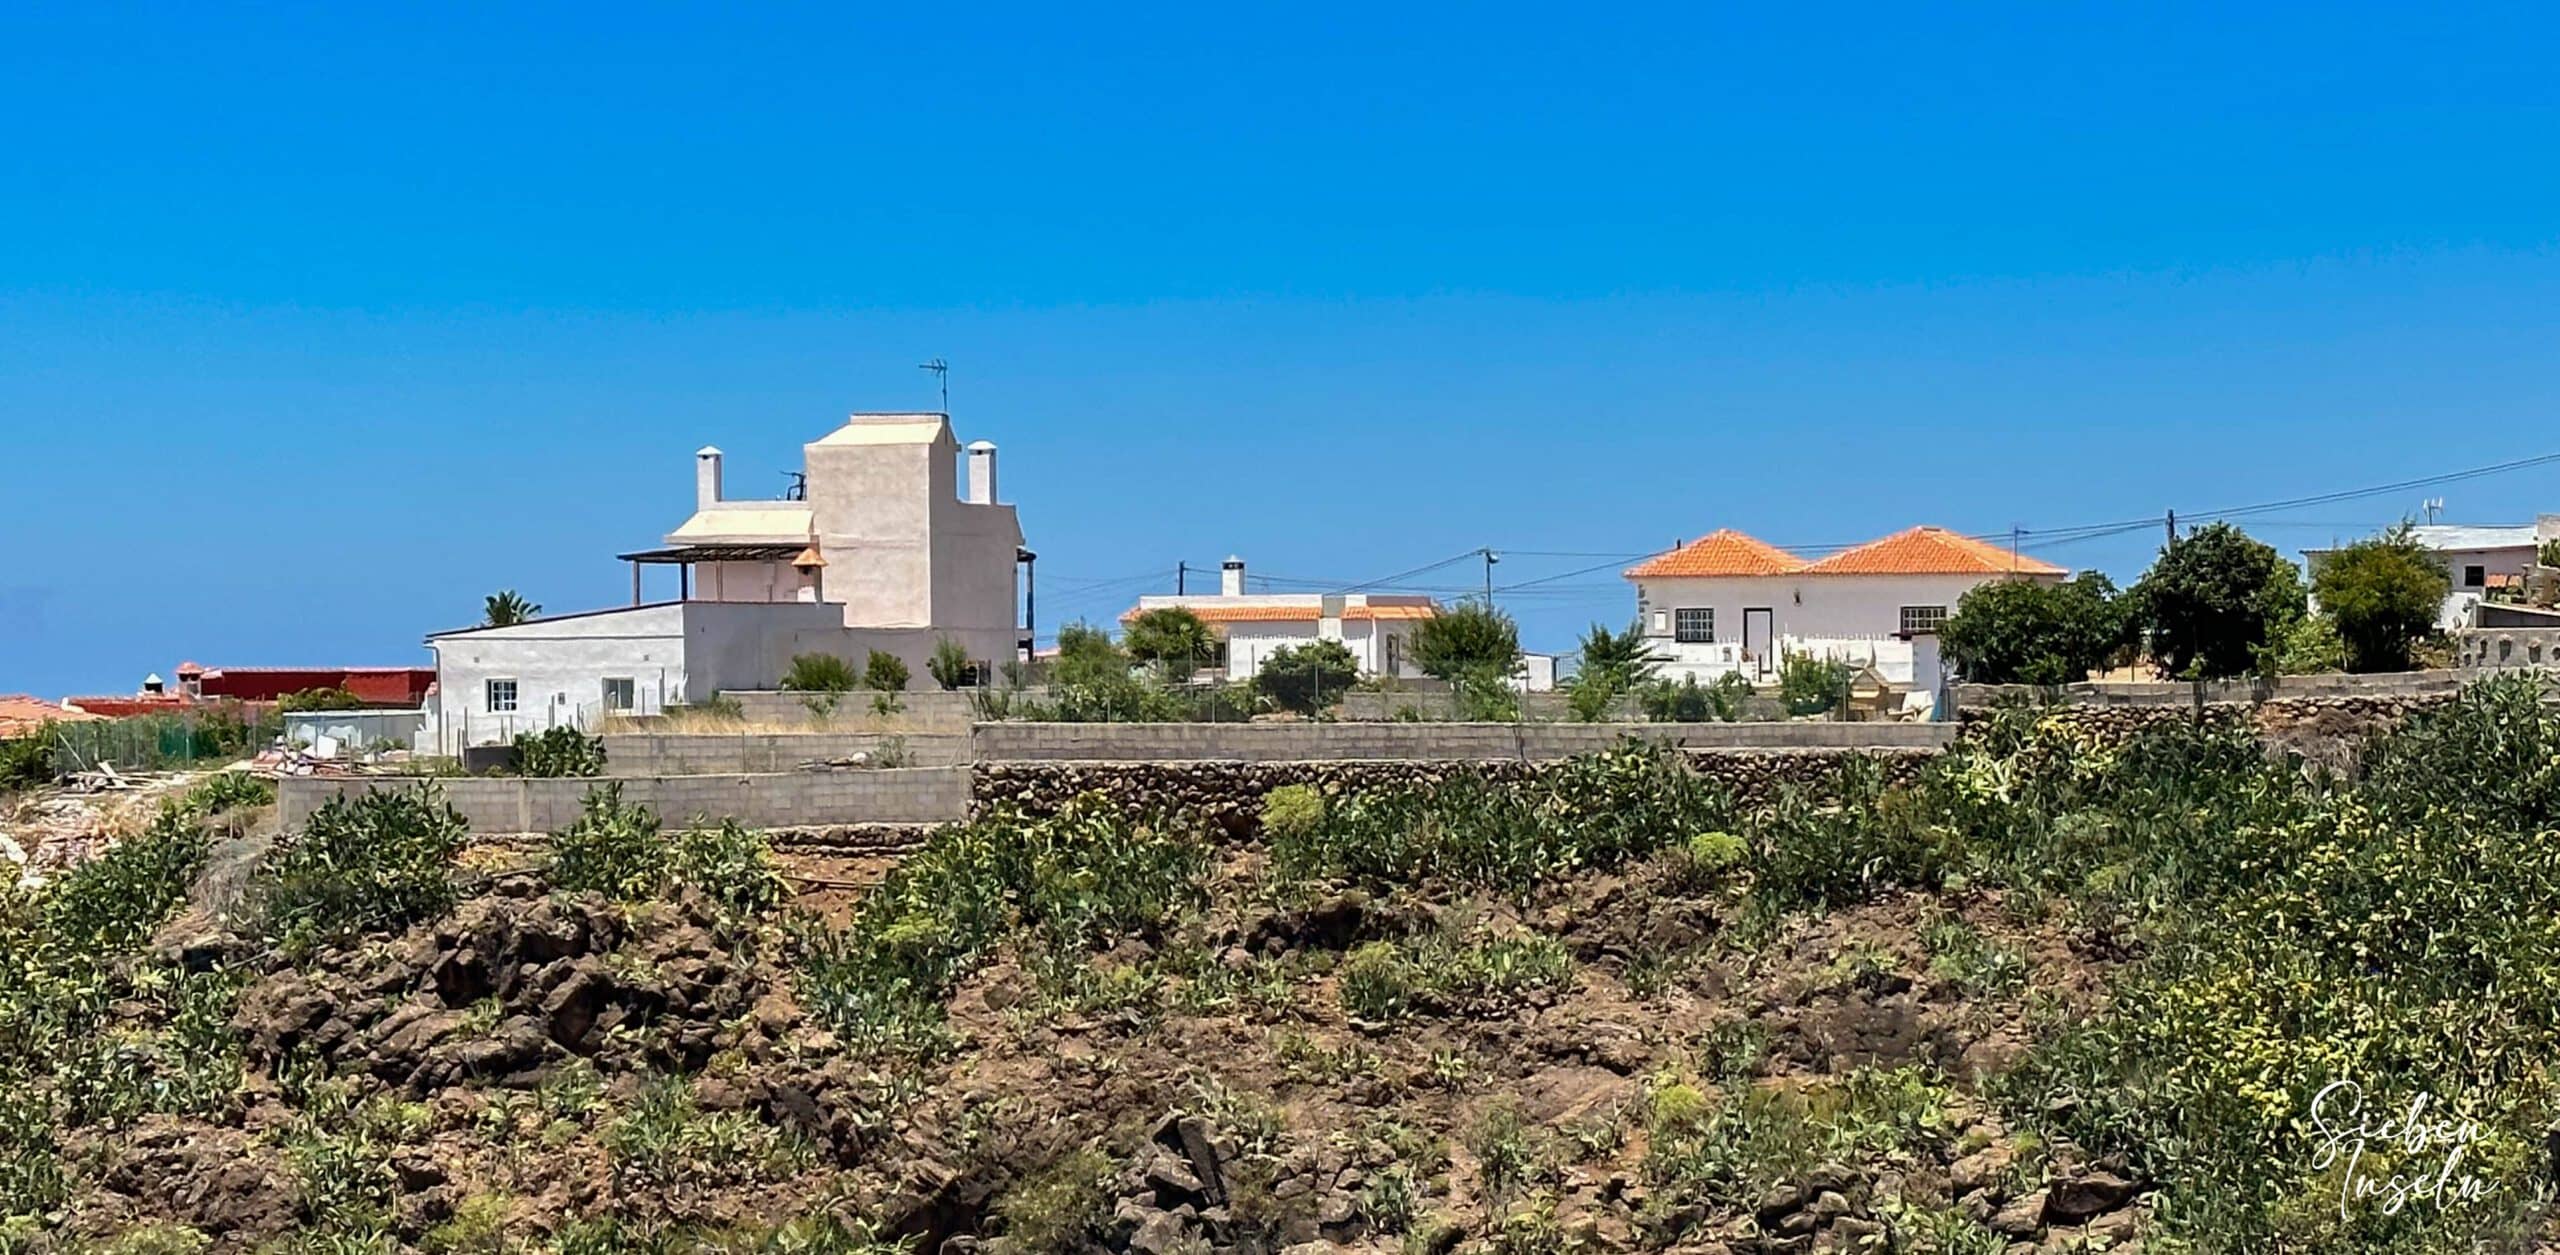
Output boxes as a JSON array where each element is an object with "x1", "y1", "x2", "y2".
[
  {"x1": 780, "y1": 653, "x2": 858, "y2": 693},
  {"x1": 927, "y1": 636, "x2": 974, "y2": 690},
  {"x1": 512, "y1": 726, "x2": 605, "y2": 777},
  {"x1": 172, "y1": 769, "x2": 274, "y2": 817},
  {"x1": 276, "y1": 686, "x2": 365, "y2": 713},
  {"x1": 1776, "y1": 654, "x2": 1851, "y2": 716},
  {"x1": 0, "y1": 724, "x2": 58, "y2": 791},
  {"x1": 1414, "y1": 601, "x2": 1521, "y2": 681},
  {"x1": 862, "y1": 649, "x2": 911, "y2": 693},
  {"x1": 549, "y1": 783, "x2": 665, "y2": 901},
  {"x1": 256, "y1": 785, "x2": 467, "y2": 949},
  {"x1": 669, "y1": 820, "x2": 787, "y2": 923},
  {"x1": 1258, "y1": 784, "x2": 1326, "y2": 840},
  {"x1": 1256, "y1": 639, "x2": 1358, "y2": 714}
]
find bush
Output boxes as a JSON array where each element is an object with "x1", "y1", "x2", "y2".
[
  {"x1": 1566, "y1": 621, "x2": 1660, "y2": 720},
  {"x1": 780, "y1": 653, "x2": 858, "y2": 693},
  {"x1": 1414, "y1": 601, "x2": 1521, "y2": 681},
  {"x1": 0, "y1": 724, "x2": 60, "y2": 791},
  {"x1": 1258, "y1": 784, "x2": 1326, "y2": 840},
  {"x1": 1638, "y1": 674, "x2": 1754, "y2": 722},
  {"x1": 549, "y1": 783, "x2": 665, "y2": 901},
  {"x1": 927, "y1": 637, "x2": 973, "y2": 690},
  {"x1": 862, "y1": 649, "x2": 911, "y2": 693},
  {"x1": 512, "y1": 726, "x2": 605, "y2": 777},
  {"x1": 276, "y1": 686, "x2": 365, "y2": 713},
  {"x1": 1939, "y1": 572, "x2": 2133, "y2": 685},
  {"x1": 1777, "y1": 654, "x2": 1851, "y2": 716},
  {"x1": 1256, "y1": 639, "x2": 1358, "y2": 714},
  {"x1": 1048, "y1": 621, "x2": 1129, "y2": 688},
  {"x1": 2131, "y1": 522, "x2": 2306, "y2": 679},
  {"x1": 2267, "y1": 612, "x2": 2346, "y2": 675},
  {"x1": 2310, "y1": 522, "x2": 2450, "y2": 672},
  {"x1": 256, "y1": 785, "x2": 467, "y2": 949}
]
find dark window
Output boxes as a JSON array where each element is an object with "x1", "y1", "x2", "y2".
[
  {"x1": 2465, "y1": 565, "x2": 2487, "y2": 588},
  {"x1": 1674, "y1": 608, "x2": 1715, "y2": 643}
]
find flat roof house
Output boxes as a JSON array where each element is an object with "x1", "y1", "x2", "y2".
[
  {"x1": 423, "y1": 412, "x2": 1027, "y2": 751},
  {"x1": 2302, "y1": 517, "x2": 2560, "y2": 631},
  {"x1": 1121, "y1": 557, "x2": 1437, "y2": 682},
  {"x1": 1624, "y1": 526, "x2": 2067, "y2": 688}
]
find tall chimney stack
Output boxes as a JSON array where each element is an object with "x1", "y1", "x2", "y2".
[
  {"x1": 1221, "y1": 555, "x2": 1245, "y2": 597},
  {"x1": 965, "y1": 440, "x2": 998, "y2": 505},
  {"x1": 695, "y1": 446, "x2": 723, "y2": 509}
]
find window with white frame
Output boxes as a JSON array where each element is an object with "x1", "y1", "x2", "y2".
[
  {"x1": 486, "y1": 679, "x2": 518, "y2": 713},
  {"x1": 1899, "y1": 605, "x2": 1950, "y2": 634},
  {"x1": 1674, "y1": 607, "x2": 1715, "y2": 643},
  {"x1": 601, "y1": 677, "x2": 636, "y2": 712}
]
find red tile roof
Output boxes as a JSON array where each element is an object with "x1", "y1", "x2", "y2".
[
  {"x1": 1624, "y1": 530, "x2": 1807, "y2": 578},
  {"x1": 0, "y1": 694, "x2": 101, "y2": 738},
  {"x1": 1798, "y1": 526, "x2": 2066, "y2": 576}
]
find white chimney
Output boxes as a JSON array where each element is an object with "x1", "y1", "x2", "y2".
[
  {"x1": 965, "y1": 440, "x2": 998, "y2": 504},
  {"x1": 1221, "y1": 555, "x2": 1245, "y2": 597},
  {"x1": 695, "y1": 446, "x2": 723, "y2": 509}
]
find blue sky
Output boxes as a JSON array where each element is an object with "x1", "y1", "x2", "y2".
[{"x1": 5, "y1": 4, "x2": 2559, "y2": 695}]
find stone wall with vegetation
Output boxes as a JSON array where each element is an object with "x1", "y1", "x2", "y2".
[{"x1": 970, "y1": 720, "x2": 1953, "y2": 763}]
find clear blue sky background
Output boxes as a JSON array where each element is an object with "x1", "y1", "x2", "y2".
[{"x1": 6, "y1": 4, "x2": 2559, "y2": 696}]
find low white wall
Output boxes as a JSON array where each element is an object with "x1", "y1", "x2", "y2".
[{"x1": 277, "y1": 767, "x2": 971, "y2": 833}]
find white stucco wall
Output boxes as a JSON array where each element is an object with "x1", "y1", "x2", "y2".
[
  {"x1": 2429, "y1": 544, "x2": 2533, "y2": 629},
  {"x1": 1631, "y1": 572, "x2": 2054, "y2": 686},
  {"x1": 799, "y1": 417, "x2": 1020, "y2": 643}
]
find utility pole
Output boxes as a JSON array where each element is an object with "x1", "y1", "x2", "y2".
[
  {"x1": 2165, "y1": 509, "x2": 2177, "y2": 549},
  {"x1": 1480, "y1": 548, "x2": 1500, "y2": 603},
  {"x1": 918, "y1": 358, "x2": 949, "y2": 414},
  {"x1": 2009, "y1": 525, "x2": 2021, "y2": 572},
  {"x1": 1177, "y1": 561, "x2": 1188, "y2": 595}
]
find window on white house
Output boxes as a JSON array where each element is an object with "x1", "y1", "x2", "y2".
[
  {"x1": 601, "y1": 677, "x2": 636, "y2": 712},
  {"x1": 2465, "y1": 565, "x2": 2486, "y2": 588},
  {"x1": 1674, "y1": 608, "x2": 1715, "y2": 643},
  {"x1": 1650, "y1": 609, "x2": 1669, "y2": 635},
  {"x1": 1900, "y1": 605, "x2": 1950, "y2": 634},
  {"x1": 1384, "y1": 634, "x2": 1402, "y2": 675},
  {"x1": 486, "y1": 679, "x2": 518, "y2": 713}
]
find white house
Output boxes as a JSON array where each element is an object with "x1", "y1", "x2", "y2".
[
  {"x1": 1121, "y1": 557, "x2": 1437, "y2": 682},
  {"x1": 1623, "y1": 526, "x2": 2067, "y2": 687},
  {"x1": 2303, "y1": 517, "x2": 2560, "y2": 630},
  {"x1": 423, "y1": 412, "x2": 1027, "y2": 750}
]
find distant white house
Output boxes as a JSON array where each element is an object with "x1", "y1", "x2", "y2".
[
  {"x1": 2303, "y1": 517, "x2": 2560, "y2": 630},
  {"x1": 1623, "y1": 526, "x2": 2068, "y2": 688},
  {"x1": 1121, "y1": 557, "x2": 1437, "y2": 682},
  {"x1": 423, "y1": 413, "x2": 1028, "y2": 751}
]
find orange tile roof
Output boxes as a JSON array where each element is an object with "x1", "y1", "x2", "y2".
[
  {"x1": 1798, "y1": 526, "x2": 2065, "y2": 576},
  {"x1": 0, "y1": 694, "x2": 100, "y2": 738},
  {"x1": 1119, "y1": 603, "x2": 1439, "y2": 625},
  {"x1": 1624, "y1": 530, "x2": 1806, "y2": 578}
]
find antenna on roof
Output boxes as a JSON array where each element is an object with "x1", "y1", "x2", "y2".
[
  {"x1": 2423, "y1": 497, "x2": 2445, "y2": 524},
  {"x1": 918, "y1": 358, "x2": 950, "y2": 415}
]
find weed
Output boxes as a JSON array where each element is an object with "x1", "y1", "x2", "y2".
[{"x1": 256, "y1": 784, "x2": 466, "y2": 950}]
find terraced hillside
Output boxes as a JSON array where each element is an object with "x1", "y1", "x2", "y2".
[{"x1": 8, "y1": 677, "x2": 2560, "y2": 1253}]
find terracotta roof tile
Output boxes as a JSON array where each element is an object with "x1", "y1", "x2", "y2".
[
  {"x1": 1624, "y1": 530, "x2": 1806, "y2": 578},
  {"x1": 1798, "y1": 526, "x2": 2065, "y2": 576}
]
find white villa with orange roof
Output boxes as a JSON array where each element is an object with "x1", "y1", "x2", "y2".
[
  {"x1": 1122, "y1": 557, "x2": 1437, "y2": 682},
  {"x1": 1623, "y1": 526, "x2": 2067, "y2": 688}
]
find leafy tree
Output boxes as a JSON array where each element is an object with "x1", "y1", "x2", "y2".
[
  {"x1": 1939, "y1": 572, "x2": 2133, "y2": 685},
  {"x1": 780, "y1": 653, "x2": 858, "y2": 693},
  {"x1": 1123, "y1": 607, "x2": 1220, "y2": 676},
  {"x1": 1413, "y1": 601, "x2": 1522, "y2": 682},
  {"x1": 927, "y1": 637, "x2": 974, "y2": 690},
  {"x1": 2131, "y1": 523, "x2": 2307, "y2": 679},
  {"x1": 2310, "y1": 523, "x2": 2450, "y2": 673},
  {"x1": 1256, "y1": 639, "x2": 1359, "y2": 715},
  {"x1": 482, "y1": 590, "x2": 540, "y2": 627},
  {"x1": 1566, "y1": 621, "x2": 1660, "y2": 720},
  {"x1": 1778, "y1": 654, "x2": 1852, "y2": 716},
  {"x1": 1050, "y1": 621, "x2": 1129, "y2": 688},
  {"x1": 2268, "y1": 612, "x2": 2346, "y2": 675},
  {"x1": 862, "y1": 649, "x2": 912, "y2": 693}
]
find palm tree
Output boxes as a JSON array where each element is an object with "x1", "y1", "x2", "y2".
[
  {"x1": 1123, "y1": 606, "x2": 1220, "y2": 678},
  {"x1": 483, "y1": 590, "x2": 541, "y2": 627},
  {"x1": 1576, "y1": 620, "x2": 1662, "y2": 686}
]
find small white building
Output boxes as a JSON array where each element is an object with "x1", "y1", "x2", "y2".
[
  {"x1": 2303, "y1": 517, "x2": 2560, "y2": 630},
  {"x1": 423, "y1": 413, "x2": 1028, "y2": 750},
  {"x1": 1623, "y1": 526, "x2": 2067, "y2": 687},
  {"x1": 1121, "y1": 557, "x2": 1437, "y2": 682}
]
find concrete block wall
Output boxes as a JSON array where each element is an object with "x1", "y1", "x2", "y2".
[
  {"x1": 598, "y1": 732, "x2": 970, "y2": 773},
  {"x1": 277, "y1": 767, "x2": 971, "y2": 834},
  {"x1": 711, "y1": 689, "x2": 995, "y2": 734},
  {"x1": 969, "y1": 721, "x2": 1953, "y2": 763}
]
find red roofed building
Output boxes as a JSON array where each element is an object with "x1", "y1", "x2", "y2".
[
  {"x1": 1624, "y1": 525, "x2": 2068, "y2": 692},
  {"x1": 177, "y1": 664, "x2": 436, "y2": 707}
]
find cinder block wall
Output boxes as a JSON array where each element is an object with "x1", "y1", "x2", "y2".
[
  {"x1": 277, "y1": 767, "x2": 972, "y2": 834},
  {"x1": 968, "y1": 721, "x2": 1954, "y2": 763},
  {"x1": 598, "y1": 733, "x2": 970, "y2": 773},
  {"x1": 709, "y1": 690, "x2": 987, "y2": 733}
]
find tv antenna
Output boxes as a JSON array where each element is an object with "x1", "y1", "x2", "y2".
[
  {"x1": 918, "y1": 358, "x2": 949, "y2": 414},
  {"x1": 2422, "y1": 496, "x2": 2445, "y2": 524}
]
